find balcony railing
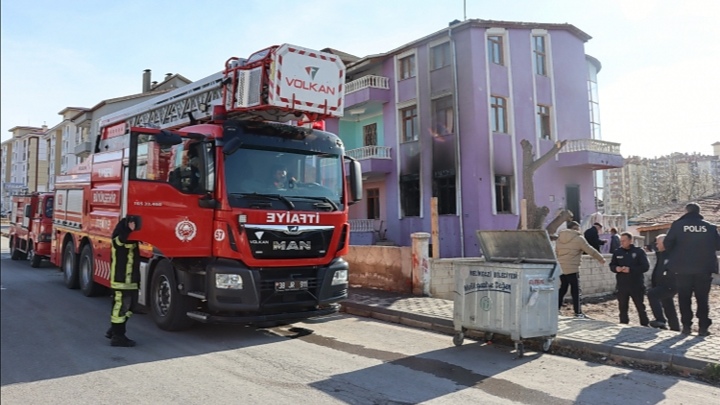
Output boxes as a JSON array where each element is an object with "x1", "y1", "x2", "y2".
[
  {"x1": 346, "y1": 75, "x2": 390, "y2": 94},
  {"x1": 559, "y1": 139, "x2": 621, "y2": 155},
  {"x1": 346, "y1": 145, "x2": 392, "y2": 160},
  {"x1": 349, "y1": 219, "x2": 377, "y2": 232}
]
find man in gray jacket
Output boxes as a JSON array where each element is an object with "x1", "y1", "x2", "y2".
[{"x1": 556, "y1": 221, "x2": 606, "y2": 318}]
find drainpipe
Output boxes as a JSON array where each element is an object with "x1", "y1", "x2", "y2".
[{"x1": 449, "y1": 24, "x2": 465, "y2": 257}]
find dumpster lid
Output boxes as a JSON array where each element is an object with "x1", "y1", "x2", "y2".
[{"x1": 476, "y1": 230, "x2": 557, "y2": 263}]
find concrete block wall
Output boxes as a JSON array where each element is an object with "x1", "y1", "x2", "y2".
[
  {"x1": 346, "y1": 245, "x2": 413, "y2": 294},
  {"x1": 427, "y1": 253, "x2": 660, "y2": 300}
]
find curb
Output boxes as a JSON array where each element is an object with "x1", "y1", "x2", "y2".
[{"x1": 340, "y1": 301, "x2": 714, "y2": 376}]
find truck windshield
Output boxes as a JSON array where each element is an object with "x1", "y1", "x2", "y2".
[{"x1": 225, "y1": 147, "x2": 343, "y2": 211}]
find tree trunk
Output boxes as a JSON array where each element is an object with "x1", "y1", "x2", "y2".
[
  {"x1": 545, "y1": 209, "x2": 574, "y2": 235},
  {"x1": 519, "y1": 139, "x2": 568, "y2": 229}
]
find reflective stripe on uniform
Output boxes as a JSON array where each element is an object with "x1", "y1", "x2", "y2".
[
  {"x1": 110, "y1": 236, "x2": 138, "y2": 290},
  {"x1": 111, "y1": 290, "x2": 134, "y2": 323}
]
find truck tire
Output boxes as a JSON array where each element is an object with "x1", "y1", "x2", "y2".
[
  {"x1": 62, "y1": 241, "x2": 80, "y2": 289},
  {"x1": 79, "y1": 244, "x2": 104, "y2": 297},
  {"x1": 10, "y1": 237, "x2": 21, "y2": 261},
  {"x1": 28, "y1": 242, "x2": 42, "y2": 268},
  {"x1": 150, "y1": 260, "x2": 197, "y2": 331}
]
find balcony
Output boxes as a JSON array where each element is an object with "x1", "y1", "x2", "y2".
[
  {"x1": 557, "y1": 139, "x2": 624, "y2": 169},
  {"x1": 344, "y1": 75, "x2": 391, "y2": 109},
  {"x1": 346, "y1": 145, "x2": 393, "y2": 179},
  {"x1": 74, "y1": 141, "x2": 93, "y2": 159}
]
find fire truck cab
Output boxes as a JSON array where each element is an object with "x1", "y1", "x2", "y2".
[{"x1": 8, "y1": 193, "x2": 54, "y2": 267}]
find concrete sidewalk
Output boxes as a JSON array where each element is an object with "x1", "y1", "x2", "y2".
[{"x1": 342, "y1": 287, "x2": 720, "y2": 376}]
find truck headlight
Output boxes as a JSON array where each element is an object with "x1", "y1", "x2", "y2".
[
  {"x1": 216, "y1": 274, "x2": 243, "y2": 290},
  {"x1": 332, "y1": 269, "x2": 348, "y2": 285}
]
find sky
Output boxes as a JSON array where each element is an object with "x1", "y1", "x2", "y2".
[{"x1": 1, "y1": 0, "x2": 719, "y2": 158}]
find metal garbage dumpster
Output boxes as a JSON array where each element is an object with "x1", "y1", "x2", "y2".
[{"x1": 452, "y1": 230, "x2": 559, "y2": 357}]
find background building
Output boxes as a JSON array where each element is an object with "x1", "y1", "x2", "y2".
[
  {"x1": 604, "y1": 148, "x2": 720, "y2": 217},
  {"x1": 328, "y1": 18, "x2": 623, "y2": 257}
]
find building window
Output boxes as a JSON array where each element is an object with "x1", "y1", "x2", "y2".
[
  {"x1": 495, "y1": 175, "x2": 513, "y2": 213},
  {"x1": 400, "y1": 106, "x2": 418, "y2": 142},
  {"x1": 433, "y1": 175, "x2": 456, "y2": 215},
  {"x1": 367, "y1": 188, "x2": 380, "y2": 219},
  {"x1": 400, "y1": 175, "x2": 420, "y2": 217},
  {"x1": 490, "y1": 96, "x2": 507, "y2": 133},
  {"x1": 487, "y1": 35, "x2": 504, "y2": 65},
  {"x1": 533, "y1": 36, "x2": 547, "y2": 76},
  {"x1": 430, "y1": 42, "x2": 451, "y2": 70},
  {"x1": 537, "y1": 105, "x2": 551, "y2": 139},
  {"x1": 363, "y1": 123, "x2": 377, "y2": 146},
  {"x1": 399, "y1": 55, "x2": 416, "y2": 80},
  {"x1": 432, "y1": 96, "x2": 454, "y2": 136}
]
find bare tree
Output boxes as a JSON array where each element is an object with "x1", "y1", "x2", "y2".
[{"x1": 519, "y1": 139, "x2": 568, "y2": 230}]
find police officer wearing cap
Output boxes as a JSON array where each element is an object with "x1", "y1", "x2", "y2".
[{"x1": 663, "y1": 202, "x2": 720, "y2": 336}]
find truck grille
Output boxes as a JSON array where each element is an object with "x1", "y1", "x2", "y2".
[{"x1": 245, "y1": 225, "x2": 333, "y2": 260}]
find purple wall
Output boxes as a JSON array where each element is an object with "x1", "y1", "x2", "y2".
[{"x1": 343, "y1": 23, "x2": 607, "y2": 258}]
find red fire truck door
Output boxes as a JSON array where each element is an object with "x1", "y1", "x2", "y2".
[{"x1": 124, "y1": 129, "x2": 214, "y2": 258}]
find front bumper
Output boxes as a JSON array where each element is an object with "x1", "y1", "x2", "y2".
[{"x1": 201, "y1": 257, "x2": 349, "y2": 323}]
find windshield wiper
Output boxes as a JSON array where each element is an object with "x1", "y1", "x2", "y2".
[
  {"x1": 287, "y1": 196, "x2": 339, "y2": 211},
  {"x1": 230, "y1": 193, "x2": 295, "y2": 210}
]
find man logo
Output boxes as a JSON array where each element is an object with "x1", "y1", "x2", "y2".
[{"x1": 285, "y1": 226, "x2": 301, "y2": 235}]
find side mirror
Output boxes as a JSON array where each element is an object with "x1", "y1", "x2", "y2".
[
  {"x1": 222, "y1": 137, "x2": 242, "y2": 156},
  {"x1": 348, "y1": 158, "x2": 363, "y2": 205},
  {"x1": 155, "y1": 130, "x2": 183, "y2": 147}
]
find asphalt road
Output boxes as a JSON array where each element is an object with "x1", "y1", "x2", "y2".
[{"x1": 1, "y1": 238, "x2": 719, "y2": 404}]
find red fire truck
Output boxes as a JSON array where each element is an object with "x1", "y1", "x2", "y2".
[
  {"x1": 8, "y1": 192, "x2": 54, "y2": 267},
  {"x1": 50, "y1": 44, "x2": 362, "y2": 331}
]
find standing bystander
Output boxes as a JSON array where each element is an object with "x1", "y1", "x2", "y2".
[
  {"x1": 647, "y1": 234, "x2": 680, "y2": 331},
  {"x1": 584, "y1": 222, "x2": 606, "y2": 252},
  {"x1": 609, "y1": 232, "x2": 650, "y2": 326},
  {"x1": 556, "y1": 221, "x2": 606, "y2": 318},
  {"x1": 609, "y1": 227, "x2": 621, "y2": 254},
  {"x1": 663, "y1": 203, "x2": 720, "y2": 336}
]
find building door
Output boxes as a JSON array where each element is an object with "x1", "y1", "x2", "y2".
[{"x1": 566, "y1": 185, "x2": 580, "y2": 222}]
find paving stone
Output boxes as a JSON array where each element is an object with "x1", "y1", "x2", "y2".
[{"x1": 344, "y1": 287, "x2": 720, "y2": 373}]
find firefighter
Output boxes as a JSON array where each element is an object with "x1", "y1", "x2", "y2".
[{"x1": 105, "y1": 217, "x2": 140, "y2": 347}]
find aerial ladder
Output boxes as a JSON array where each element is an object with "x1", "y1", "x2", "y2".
[{"x1": 96, "y1": 44, "x2": 346, "y2": 150}]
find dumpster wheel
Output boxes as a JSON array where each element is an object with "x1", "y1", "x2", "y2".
[
  {"x1": 515, "y1": 341, "x2": 525, "y2": 358},
  {"x1": 484, "y1": 332, "x2": 494, "y2": 342},
  {"x1": 453, "y1": 332, "x2": 464, "y2": 346},
  {"x1": 542, "y1": 337, "x2": 554, "y2": 353}
]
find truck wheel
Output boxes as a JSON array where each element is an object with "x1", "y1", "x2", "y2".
[
  {"x1": 62, "y1": 241, "x2": 79, "y2": 289},
  {"x1": 10, "y1": 237, "x2": 21, "y2": 260},
  {"x1": 28, "y1": 242, "x2": 42, "y2": 268},
  {"x1": 150, "y1": 260, "x2": 197, "y2": 331},
  {"x1": 79, "y1": 245, "x2": 104, "y2": 297}
]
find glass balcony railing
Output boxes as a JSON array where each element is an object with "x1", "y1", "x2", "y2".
[{"x1": 559, "y1": 139, "x2": 621, "y2": 155}]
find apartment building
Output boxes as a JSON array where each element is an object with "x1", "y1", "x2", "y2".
[
  {"x1": 604, "y1": 148, "x2": 720, "y2": 217},
  {"x1": 1, "y1": 126, "x2": 49, "y2": 207},
  {"x1": 2, "y1": 70, "x2": 192, "y2": 198},
  {"x1": 327, "y1": 19, "x2": 624, "y2": 257},
  {"x1": 1, "y1": 139, "x2": 14, "y2": 213},
  {"x1": 44, "y1": 107, "x2": 88, "y2": 191}
]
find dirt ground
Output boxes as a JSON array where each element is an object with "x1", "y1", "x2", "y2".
[{"x1": 560, "y1": 284, "x2": 720, "y2": 334}]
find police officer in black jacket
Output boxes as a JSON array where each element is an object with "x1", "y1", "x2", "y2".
[
  {"x1": 105, "y1": 217, "x2": 141, "y2": 347},
  {"x1": 664, "y1": 203, "x2": 720, "y2": 336},
  {"x1": 647, "y1": 234, "x2": 680, "y2": 331},
  {"x1": 609, "y1": 231, "x2": 650, "y2": 326}
]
